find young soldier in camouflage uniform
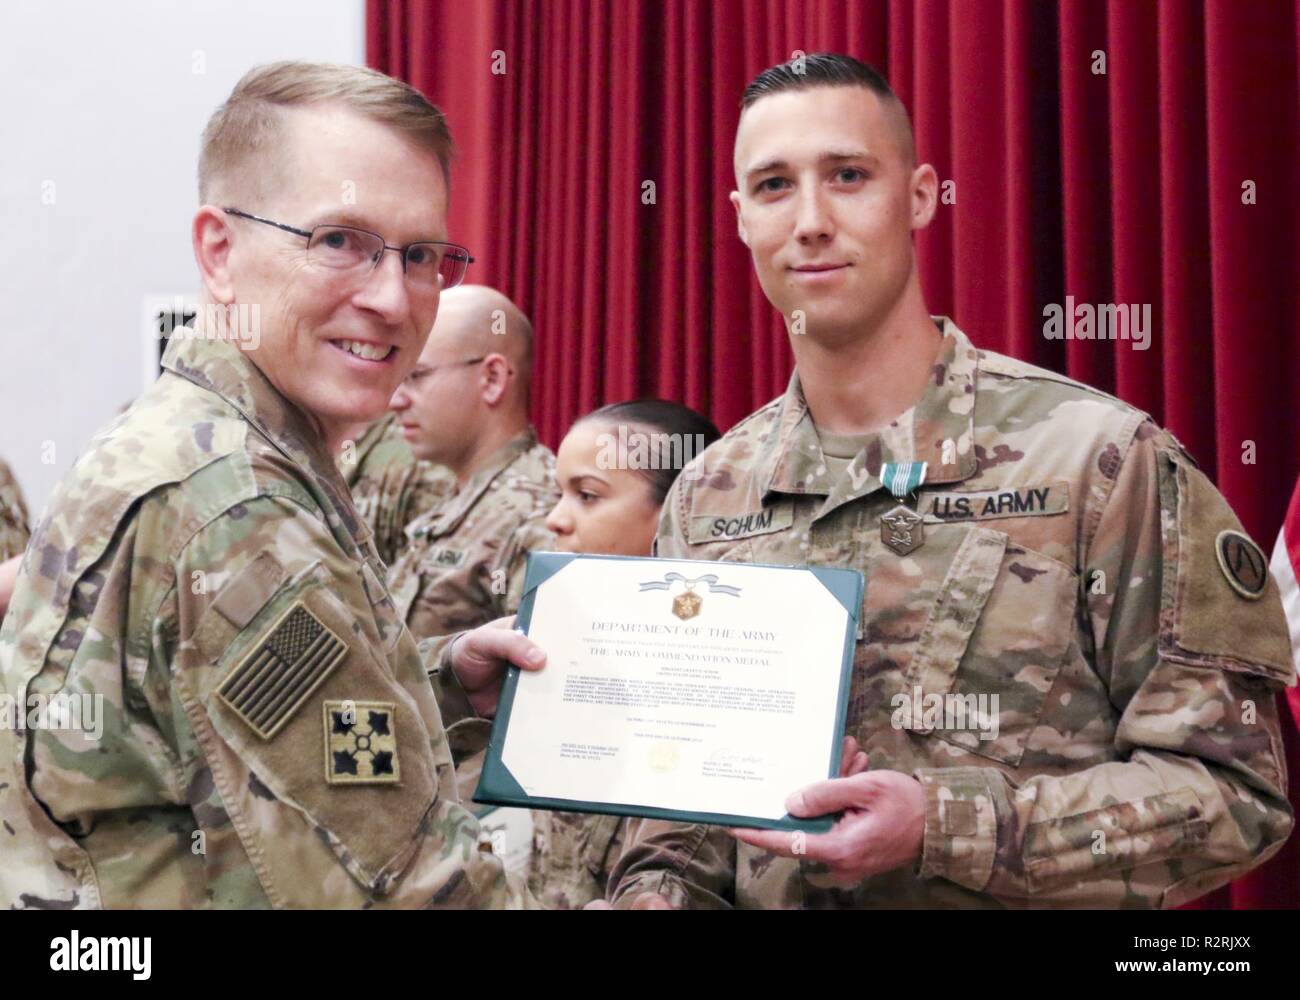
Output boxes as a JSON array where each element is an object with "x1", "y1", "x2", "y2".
[
  {"x1": 387, "y1": 285, "x2": 558, "y2": 642},
  {"x1": 605, "y1": 54, "x2": 1294, "y2": 909},
  {"x1": 0, "y1": 62, "x2": 546, "y2": 909},
  {"x1": 336, "y1": 411, "x2": 453, "y2": 567}
]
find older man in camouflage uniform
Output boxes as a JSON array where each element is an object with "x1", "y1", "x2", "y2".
[
  {"x1": 336, "y1": 411, "x2": 453, "y2": 567},
  {"x1": 386, "y1": 285, "x2": 557, "y2": 642},
  {"x1": 0, "y1": 62, "x2": 545, "y2": 909},
  {"x1": 606, "y1": 54, "x2": 1293, "y2": 909}
]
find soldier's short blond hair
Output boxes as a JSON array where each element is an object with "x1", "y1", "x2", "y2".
[{"x1": 198, "y1": 61, "x2": 454, "y2": 204}]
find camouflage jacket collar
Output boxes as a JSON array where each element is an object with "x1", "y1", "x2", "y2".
[
  {"x1": 426, "y1": 427, "x2": 543, "y2": 537},
  {"x1": 759, "y1": 317, "x2": 979, "y2": 518},
  {"x1": 162, "y1": 332, "x2": 370, "y2": 551},
  {"x1": 341, "y1": 411, "x2": 399, "y2": 487}
]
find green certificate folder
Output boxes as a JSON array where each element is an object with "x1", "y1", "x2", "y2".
[{"x1": 475, "y1": 552, "x2": 863, "y2": 833}]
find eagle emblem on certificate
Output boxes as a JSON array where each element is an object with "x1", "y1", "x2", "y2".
[{"x1": 672, "y1": 587, "x2": 703, "y2": 620}]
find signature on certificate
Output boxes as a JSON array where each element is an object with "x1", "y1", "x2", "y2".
[{"x1": 707, "y1": 747, "x2": 765, "y2": 767}]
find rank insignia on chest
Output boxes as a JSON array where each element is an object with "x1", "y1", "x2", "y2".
[
  {"x1": 324, "y1": 701, "x2": 401, "y2": 785},
  {"x1": 881, "y1": 504, "x2": 924, "y2": 556},
  {"x1": 673, "y1": 589, "x2": 702, "y2": 620}
]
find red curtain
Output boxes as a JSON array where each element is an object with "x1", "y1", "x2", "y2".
[{"x1": 368, "y1": 0, "x2": 1300, "y2": 908}]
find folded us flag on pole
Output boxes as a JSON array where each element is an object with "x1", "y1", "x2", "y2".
[{"x1": 1268, "y1": 479, "x2": 1300, "y2": 722}]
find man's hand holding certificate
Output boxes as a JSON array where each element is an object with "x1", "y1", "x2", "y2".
[{"x1": 475, "y1": 553, "x2": 863, "y2": 831}]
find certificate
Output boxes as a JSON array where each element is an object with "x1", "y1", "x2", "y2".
[{"x1": 474, "y1": 553, "x2": 863, "y2": 832}]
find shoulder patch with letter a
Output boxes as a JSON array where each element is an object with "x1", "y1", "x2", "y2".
[
  {"x1": 1215, "y1": 530, "x2": 1268, "y2": 599},
  {"x1": 923, "y1": 481, "x2": 1069, "y2": 523},
  {"x1": 324, "y1": 701, "x2": 400, "y2": 785},
  {"x1": 217, "y1": 602, "x2": 348, "y2": 740}
]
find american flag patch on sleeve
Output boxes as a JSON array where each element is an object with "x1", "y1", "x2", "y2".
[{"x1": 217, "y1": 601, "x2": 349, "y2": 740}]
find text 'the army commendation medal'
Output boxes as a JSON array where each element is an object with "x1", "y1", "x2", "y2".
[
  {"x1": 324, "y1": 700, "x2": 401, "y2": 785},
  {"x1": 879, "y1": 461, "x2": 929, "y2": 556},
  {"x1": 673, "y1": 583, "x2": 702, "y2": 620}
]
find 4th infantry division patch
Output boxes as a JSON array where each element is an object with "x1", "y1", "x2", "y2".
[
  {"x1": 324, "y1": 701, "x2": 401, "y2": 785},
  {"x1": 217, "y1": 602, "x2": 348, "y2": 740}
]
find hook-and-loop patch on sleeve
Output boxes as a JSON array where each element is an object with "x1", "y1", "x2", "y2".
[
  {"x1": 181, "y1": 547, "x2": 439, "y2": 896},
  {"x1": 1156, "y1": 447, "x2": 1292, "y2": 682}
]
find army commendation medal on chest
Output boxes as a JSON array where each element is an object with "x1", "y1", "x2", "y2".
[
  {"x1": 473, "y1": 553, "x2": 864, "y2": 833},
  {"x1": 879, "y1": 461, "x2": 928, "y2": 556},
  {"x1": 881, "y1": 504, "x2": 924, "y2": 556}
]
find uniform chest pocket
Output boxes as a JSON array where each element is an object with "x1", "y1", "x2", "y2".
[{"x1": 901, "y1": 526, "x2": 1077, "y2": 766}]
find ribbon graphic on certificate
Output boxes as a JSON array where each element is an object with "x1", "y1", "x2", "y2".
[{"x1": 637, "y1": 571, "x2": 742, "y2": 619}]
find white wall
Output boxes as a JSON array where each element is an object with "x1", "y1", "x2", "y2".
[{"x1": 0, "y1": 0, "x2": 365, "y2": 516}]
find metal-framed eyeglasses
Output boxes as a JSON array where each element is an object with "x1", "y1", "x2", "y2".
[{"x1": 223, "y1": 208, "x2": 474, "y2": 291}]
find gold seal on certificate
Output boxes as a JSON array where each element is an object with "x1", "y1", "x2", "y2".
[
  {"x1": 474, "y1": 554, "x2": 863, "y2": 832},
  {"x1": 647, "y1": 742, "x2": 680, "y2": 773}
]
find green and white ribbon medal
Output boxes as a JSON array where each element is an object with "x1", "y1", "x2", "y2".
[{"x1": 879, "y1": 461, "x2": 928, "y2": 556}]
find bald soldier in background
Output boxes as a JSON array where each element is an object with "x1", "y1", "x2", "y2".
[
  {"x1": 385, "y1": 285, "x2": 557, "y2": 813},
  {"x1": 0, "y1": 62, "x2": 547, "y2": 909},
  {"x1": 606, "y1": 53, "x2": 1295, "y2": 909},
  {"x1": 336, "y1": 411, "x2": 453, "y2": 566},
  {"x1": 386, "y1": 284, "x2": 557, "y2": 644}
]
